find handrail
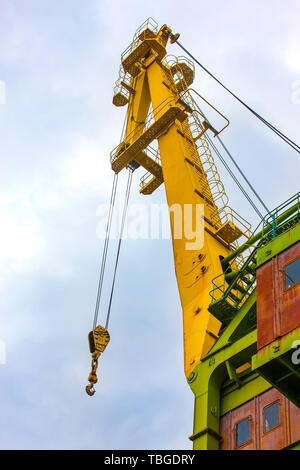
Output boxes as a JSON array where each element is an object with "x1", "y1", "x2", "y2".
[
  {"x1": 110, "y1": 96, "x2": 178, "y2": 164},
  {"x1": 209, "y1": 191, "x2": 300, "y2": 307},
  {"x1": 121, "y1": 18, "x2": 158, "y2": 64},
  {"x1": 181, "y1": 88, "x2": 230, "y2": 136},
  {"x1": 221, "y1": 193, "x2": 300, "y2": 268},
  {"x1": 261, "y1": 192, "x2": 300, "y2": 239},
  {"x1": 209, "y1": 239, "x2": 259, "y2": 305}
]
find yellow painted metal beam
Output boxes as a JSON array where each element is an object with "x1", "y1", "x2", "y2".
[{"x1": 111, "y1": 23, "x2": 239, "y2": 378}]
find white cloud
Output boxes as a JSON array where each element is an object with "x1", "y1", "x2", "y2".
[
  {"x1": 286, "y1": 33, "x2": 300, "y2": 75},
  {"x1": 63, "y1": 139, "x2": 112, "y2": 194},
  {"x1": 0, "y1": 195, "x2": 42, "y2": 262}
]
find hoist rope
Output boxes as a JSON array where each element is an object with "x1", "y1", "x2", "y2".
[
  {"x1": 173, "y1": 39, "x2": 300, "y2": 154},
  {"x1": 105, "y1": 169, "x2": 133, "y2": 330},
  {"x1": 86, "y1": 169, "x2": 133, "y2": 395},
  {"x1": 215, "y1": 135, "x2": 270, "y2": 214},
  {"x1": 192, "y1": 97, "x2": 269, "y2": 218},
  {"x1": 92, "y1": 78, "x2": 137, "y2": 331},
  {"x1": 193, "y1": 99, "x2": 269, "y2": 218},
  {"x1": 93, "y1": 172, "x2": 119, "y2": 329},
  {"x1": 205, "y1": 132, "x2": 264, "y2": 220}
]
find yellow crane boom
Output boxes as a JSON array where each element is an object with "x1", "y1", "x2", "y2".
[{"x1": 110, "y1": 18, "x2": 250, "y2": 378}]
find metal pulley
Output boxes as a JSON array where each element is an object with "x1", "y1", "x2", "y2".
[{"x1": 86, "y1": 325, "x2": 110, "y2": 396}]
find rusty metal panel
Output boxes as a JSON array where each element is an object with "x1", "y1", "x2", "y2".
[
  {"x1": 219, "y1": 412, "x2": 230, "y2": 450},
  {"x1": 223, "y1": 399, "x2": 257, "y2": 449},
  {"x1": 278, "y1": 241, "x2": 300, "y2": 337},
  {"x1": 256, "y1": 258, "x2": 276, "y2": 350},
  {"x1": 219, "y1": 388, "x2": 300, "y2": 449},
  {"x1": 289, "y1": 401, "x2": 300, "y2": 444},
  {"x1": 258, "y1": 388, "x2": 287, "y2": 450},
  {"x1": 257, "y1": 241, "x2": 300, "y2": 350}
]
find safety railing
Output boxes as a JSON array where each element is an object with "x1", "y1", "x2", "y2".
[
  {"x1": 180, "y1": 90, "x2": 230, "y2": 225},
  {"x1": 209, "y1": 191, "x2": 300, "y2": 319},
  {"x1": 163, "y1": 55, "x2": 195, "y2": 93},
  {"x1": 209, "y1": 219, "x2": 261, "y2": 308},
  {"x1": 110, "y1": 96, "x2": 178, "y2": 166},
  {"x1": 261, "y1": 192, "x2": 300, "y2": 242},
  {"x1": 141, "y1": 143, "x2": 161, "y2": 164},
  {"x1": 140, "y1": 171, "x2": 156, "y2": 189},
  {"x1": 218, "y1": 206, "x2": 252, "y2": 242},
  {"x1": 120, "y1": 18, "x2": 158, "y2": 65},
  {"x1": 176, "y1": 88, "x2": 253, "y2": 253},
  {"x1": 209, "y1": 246, "x2": 257, "y2": 309},
  {"x1": 139, "y1": 145, "x2": 162, "y2": 189},
  {"x1": 166, "y1": 55, "x2": 195, "y2": 72},
  {"x1": 113, "y1": 65, "x2": 132, "y2": 106}
]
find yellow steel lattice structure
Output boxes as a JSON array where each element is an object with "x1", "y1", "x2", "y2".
[{"x1": 111, "y1": 19, "x2": 251, "y2": 377}]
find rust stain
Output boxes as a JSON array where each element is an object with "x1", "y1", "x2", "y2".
[
  {"x1": 220, "y1": 389, "x2": 300, "y2": 450},
  {"x1": 257, "y1": 241, "x2": 300, "y2": 349}
]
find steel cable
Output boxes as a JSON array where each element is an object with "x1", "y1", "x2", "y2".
[
  {"x1": 173, "y1": 39, "x2": 300, "y2": 154},
  {"x1": 192, "y1": 98, "x2": 268, "y2": 219},
  {"x1": 105, "y1": 169, "x2": 133, "y2": 329},
  {"x1": 215, "y1": 135, "x2": 270, "y2": 214},
  {"x1": 205, "y1": 133, "x2": 264, "y2": 220},
  {"x1": 93, "y1": 172, "x2": 119, "y2": 329}
]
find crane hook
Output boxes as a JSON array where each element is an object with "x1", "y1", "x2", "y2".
[
  {"x1": 85, "y1": 357, "x2": 98, "y2": 396},
  {"x1": 86, "y1": 384, "x2": 96, "y2": 396},
  {"x1": 85, "y1": 325, "x2": 110, "y2": 397}
]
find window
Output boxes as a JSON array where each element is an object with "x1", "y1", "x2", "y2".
[
  {"x1": 236, "y1": 417, "x2": 250, "y2": 447},
  {"x1": 264, "y1": 402, "x2": 279, "y2": 432},
  {"x1": 285, "y1": 257, "x2": 300, "y2": 290}
]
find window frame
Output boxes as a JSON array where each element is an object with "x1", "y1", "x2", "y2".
[
  {"x1": 235, "y1": 416, "x2": 251, "y2": 449},
  {"x1": 263, "y1": 400, "x2": 280, "y2": 435},
  {"x1": 284, "y1": 256, "x2": 300, "y2": 291}
]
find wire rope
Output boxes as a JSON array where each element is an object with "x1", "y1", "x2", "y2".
[{"x1": 172, "y1": 39, "x2": 300, "y2": 154}]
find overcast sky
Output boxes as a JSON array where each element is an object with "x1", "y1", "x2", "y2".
[{"x1": 0, "y1": 0, "x2": 299, "y2": 450}]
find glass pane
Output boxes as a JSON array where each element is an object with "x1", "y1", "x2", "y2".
[
  {"x1": 264, "y1": 402, "x2": 279, "y2": 432},
  {"x1": 236, "y1": 418, "x2": 250, "y2": 447},
  {"x1": 285, "y1": 257, "x2": 300, "y2": 289}
]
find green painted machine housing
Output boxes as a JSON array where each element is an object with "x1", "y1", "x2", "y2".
[
  {"x1": 252, "y1": 221, "x2": 300, "y2": 409},
  {"x1": 188, "y1": 192, "x2": 300, "y2": 450},
  {"x1": 256, "y1": 222, "x2": 300, "y2": 268}
]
